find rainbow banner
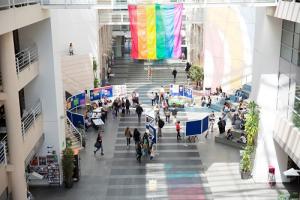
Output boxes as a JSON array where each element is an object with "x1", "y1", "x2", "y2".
[{"x1": 128, "y1": 4, "x2": 183, "y2": 60}]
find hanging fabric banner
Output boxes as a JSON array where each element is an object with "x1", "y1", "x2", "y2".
[{"x1": 128, "y1": 3, "x2": 183, "y2": 60}]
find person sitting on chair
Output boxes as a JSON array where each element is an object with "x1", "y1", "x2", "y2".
[
  {"x1": 226, "y1": 129, "x2": 233, "y2": 140},
  {"x1": 238, "y1": 133, "x2": 247, "y2": 144}
]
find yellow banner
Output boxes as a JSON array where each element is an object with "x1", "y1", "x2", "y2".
[{"x1": 146, "y1": 5, "x2": 156, "y2": 59}]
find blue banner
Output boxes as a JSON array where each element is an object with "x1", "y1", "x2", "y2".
[
  {"x1": 67, "y1": 92, "x2": 86, "y2": 110},
  {"x1": 202, "y1": 116, "x2": 209, "y2": 133},
  {"x1": 66, "y1": 111, "x2": 85, "y2": 128},
  {"x1": 90, "y1": 86, "x2": 113, "y2": 101},
  {"x1": 148, "y1": 124, "x2": 157, "y2": 144},
  {"x1": 184, "y1": 87, "x2": 193, "y2": 99},
  {"x1": 186, "y1": 120, "x2": 202, "y2": 136}
]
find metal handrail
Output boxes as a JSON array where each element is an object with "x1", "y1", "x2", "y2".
[
  {"x1": 21, "y1": 100, "x2": 42, "y2": 136},
  {"x1": 66, "y1": 117, "x2": 83, "y2": 148},
  {"x1": 15, "y1": 44, "x2": 38, "y2": 74},
  {"x1": 0, "y1": 0, "x2": 40, "y2": 9},
  {"x1": 0, "y1": 135, "x2": 8, "y2": 165},
  {"x1": 40, "y1": 0, "x2": 277, "y2": 7}
]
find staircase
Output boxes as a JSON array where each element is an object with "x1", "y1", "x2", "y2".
[{"x1": 65, "y1": 118, "x2": 83, "y2": 150}]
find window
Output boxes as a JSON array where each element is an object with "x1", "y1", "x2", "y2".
[
  {"x1": 281, "y1": 44, "x2": 292, "y2": 61},
  {"x1": 282, "y1": 30, "x2": 294, "y2": 47},
  {"x1": 283, "y1": 20, "x2": 295, "y2": 32},
  {"x1": 293, "y1": 33, "x2": 300, "y2": 50},
  {"x1": 292, "y1": 49, "x2": 300, "y2": 66}
]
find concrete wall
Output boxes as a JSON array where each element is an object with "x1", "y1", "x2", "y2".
[
  {"x1": 49, "y1": 9, "x2": 99, "y2": 59},
  {"x1": 251, "y1": 8, "x2": 286, "y2": 182},
  {"x1": 18, "y1": 19, "x2": 66, "y2": 160},
  {"x1": 0, "y1": 5, "x2": 49, "y2": 35},
  {"x1": 203, "y1": 7, "x2": 255, "y2": 92}
]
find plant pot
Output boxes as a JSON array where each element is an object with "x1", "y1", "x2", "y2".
[
  {"x1": 64, "y1": 177, "x2": 74, "y2": 188},
  {"x1": 241, "y1": 171, "x2": 251, "y2": 179}
]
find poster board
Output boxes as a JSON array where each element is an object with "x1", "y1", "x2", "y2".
[
  {"x1": 185, "y1": 120, "x2": 202, "y2": 136},
  {"x1": 170, "y1": 84, "x2": 193, "y2": 99},
  {"x1": 66, "y1": 92, "x2": 86, "y2": 110},
  {"x1": 90, "y1": 86, "x2": 113, "y2": 101},
  {"x1": 185, "y1": 115, "x2": 209, "y2": 136},
  {"x1": 113, "y1": 85, "x2": 127, "y2": 97}
]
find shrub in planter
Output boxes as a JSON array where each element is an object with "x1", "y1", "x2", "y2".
[
  {"x1": 245, "y1": 101, "x2": 260, "y2": 146},
  {"x1": 241, "y1": 148, "x2": 252, "y2": 179},
  {"x1": 188, "y1": 65, "x2": 204, "y2": 90},
  {"x1": 62, "y1": 147, "x2": 75, "y2": 188}
]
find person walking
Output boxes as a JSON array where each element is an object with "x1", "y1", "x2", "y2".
[
  {"x1": 164, "y1": 109, "x2": 170, "y2": 123},
  {"x1": 136, "y1": 104, "x2": 143, "y2": 122},
  {"x1": 217, "y1": 117, "x2": 226, "y2": 134},
  {"x1": 124, "y1": 127, "x2": 132, "y2": 149},
  {"x1": 172, "y1": 68, "x2": 177, "y2": 83},
  {"x1": 155, "y1": 92, "x2": 159, "y2": 104},
  {"x1": 176, "y1": 121, "x2": 181, "y2": 141},
  {"x1": 136, "y1": 142, "x2": 142, "y2": 163},
  {"x1": 158, "y1": 117, "x2": 165, "y2": 138},
  {"x1": 69, "y1": 43, "x2": 74, "y2": 55},
  {"x1": 94, "y1": 133, "x2": 104, "y2": 156},
  {"x1": 151, "y1": 92, "x2": 155, "y2": 106},
  {"x1": 125, "y1": 98, "x2": 131, "y2": 115},
  {"x1": 133, "y1": 128, "x2": 141, "y2": 144},
  {"x1": 159, "y1": 86, "x2": 165, "y2": 103},
  {"x1": 206, "y1": 111, "x2": 215, "y2": 138}
]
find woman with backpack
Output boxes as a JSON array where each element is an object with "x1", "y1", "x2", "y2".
[
  {"x1": 158, "y1": 116, "x2": 165, "y2": 138},
  {"x1": 94, "y1": 133, "x2": 104, "y2": 156}
]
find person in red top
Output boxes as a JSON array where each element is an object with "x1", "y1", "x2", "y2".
[{"x1": 176, "y1": 121, "x2": 181, "y2": 140}]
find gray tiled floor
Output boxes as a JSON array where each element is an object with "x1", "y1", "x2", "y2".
[{"x1": 31, "y1": 59, "x2": 299, "y2": 200}]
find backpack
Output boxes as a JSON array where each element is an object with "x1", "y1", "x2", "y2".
[{"x1": 159, "y1": 120, "x2": 165, "y2": 128}]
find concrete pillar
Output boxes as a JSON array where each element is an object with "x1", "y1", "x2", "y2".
[{"x1": 0, "y1": 32, "x2": 27, "y2": 199}]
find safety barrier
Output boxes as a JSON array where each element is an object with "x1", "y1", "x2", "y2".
[
  {"x1": 0, "y1": 135, "x2": 8, "y2": 165},
  {"x1": 16, "y1": 44, "x2": 39, "y2": 74},
  {"x1": 21, "y1": 100, "x2": 42, "y2": 136}
]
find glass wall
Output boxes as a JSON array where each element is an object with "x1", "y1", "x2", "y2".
[{"x1": 278, "y1": 20, "x2": 300, "y2": 129}]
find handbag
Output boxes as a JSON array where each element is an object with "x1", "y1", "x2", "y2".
[{"x1": 94, "y1": 141, "x2": 101, "y2": 148}]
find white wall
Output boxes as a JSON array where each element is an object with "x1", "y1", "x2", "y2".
[
  {"x1": 49, "y1": 9, "x2": 99, "y2": 60},
  {"x1": 251, "y1": 8, "x2": 288, "y2": 182},
  {"x1": 203, "y1": 7, "x2": 255, "y2": 92},
  {"x1": 18, "y1": 19, "x2": 66, "y2": 161}
]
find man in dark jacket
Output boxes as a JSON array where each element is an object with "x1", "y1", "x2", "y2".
[
  {"x1": 136, "y1": 104, "x2": 143, "y2": 122},
  {"x1": 133, "y1": 128, "x2": 141, "y2": 144},
  {"x1": 217, "y1": 117, "x2": 226, "y2": 134},
  {"x1": 172, "y1": 68, "x2": 177, "y2": 83},
  {"x1": 158, "y1": 117, "x2": 165, "y2": 138}
]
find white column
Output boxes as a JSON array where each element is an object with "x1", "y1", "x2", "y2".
[{"x1": 0, "y1": 32, "x2": 27, "y2": 199}]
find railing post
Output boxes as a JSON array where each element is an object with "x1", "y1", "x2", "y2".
[
  {"x1": 22, "y1": 123, "x2": 25, "y2": 137},
  {"x1": 28, "y1": 50, "x2": 31, "y2": 67},
  {"x1": 3, "y1": 143, "x2": 7, "y2": 165},
  {"x1": 16, "y1": 58, "x2": 20, "y2": 74}
]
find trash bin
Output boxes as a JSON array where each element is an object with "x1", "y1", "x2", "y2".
[{"x1": 268, "y1": 165, "x2": 276, "y2": 187}]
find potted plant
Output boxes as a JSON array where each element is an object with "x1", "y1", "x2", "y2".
[
  {"x1": 62, "y1": 147, "x2": 75, "y2": 188},
  {"x1": 188, "y1": 65, "x2": 204, "y2": 90},
  {"x1": 240, "y1": 146, "x2": 253, "y2": 179},
  {"x1": 245, "y1": 101, "x2": 260, "y2": 146},
  {"x1": 92, "y1": 57, "x2": 99, "y2": 88}
]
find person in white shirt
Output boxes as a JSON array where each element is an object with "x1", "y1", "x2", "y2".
[{"x1": 238, "y1": 133, "x2": 247, "y2": 144}]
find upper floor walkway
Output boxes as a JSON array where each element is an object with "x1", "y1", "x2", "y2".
[{"x1": 40, "y1": 0, "x2": 277, "y2": 9}]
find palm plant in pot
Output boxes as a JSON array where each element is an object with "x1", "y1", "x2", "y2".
[
  {"x1": 62, "y1": 147, "x2": 74, "y2": 188},
  {"x1": 92, "y1": 57, "x2": 99, "y2": 88}
]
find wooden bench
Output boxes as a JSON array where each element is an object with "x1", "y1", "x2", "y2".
[{"x1": 215, "y1": 134, "x2": 246, "y2": 149}]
